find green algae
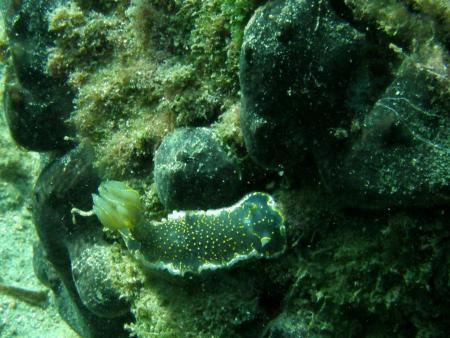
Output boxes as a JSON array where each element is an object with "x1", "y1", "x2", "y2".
[
  {"x1": 344, "y1": 0, "x2": 449, "y2": 53},
  {"x1": 47, "y1": 0, "x2": 264, "y2": 178},
  {"x1": 108, "y1": 242, "x2": 289, "y2": 338},
  {"x1": 277, "y1": 185, "x2": 450, "y2": 337}
]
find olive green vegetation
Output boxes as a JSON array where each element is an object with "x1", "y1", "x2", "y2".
[
  {"x1": 345, "y1": 0, "x2": 449, "y2": 47},
  {"x1": 48, "y1": 0, "x2": 263, "y2": 178},
  {"x1": 279, "y1": 186, "x2": 450, "y2": 337},
  {"x1": 109, "y1": 240, "x2": 294, "y2": 338},
  {"x1": 344, "y1": 0, "x2": 449, "y2": 72},
  {"x1": 45, "y1": 0, "x2": 449, "y2": 337}
]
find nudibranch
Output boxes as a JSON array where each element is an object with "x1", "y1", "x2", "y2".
[
  {"x1": 90, "y1": 180, "x2": 142, "y2": 249},
  {"x1": 90, "y1": 181, "x2": 287, "y2": 276}
]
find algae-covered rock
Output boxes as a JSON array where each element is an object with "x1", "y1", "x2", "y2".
[
  {"x1": 262, "y1": 312, "x2": 308, "y2": 338},
  {"x1": 109, "y1": 252, "x2": 268, "y2": 338},
  {"x1": 58, "y1": 0, "x2": 261, "y2": 177},
  {"x1": 240, "y1": 0, "x2": 367, "y2": 170},
  {"x1": 273, "y1": 187, "x2": 450, "y2": 338},
  {"x1": 154, "y1": 127, "x2": 242, "y2": 210},
  {"x1": 70, "y1": 243, "x2": 130, "y2": 318},
  {"x1": 32, "y1": 145, "x2": 129, "y2": 337},
  {"x1": 3, "y1": 0, "x2": 75, "y2": 151},
  {"x1": 240, "y1": 0, "x2": 450, "y2": 208},
  {"x1": 318, "y1": 59, "x2": 450, "y2": 207}
]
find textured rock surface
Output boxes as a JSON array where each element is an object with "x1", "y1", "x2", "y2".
[
  {"x1": 3, "y1": 0, "x2": 75, "y2": 151},
  {"x1": 240, "y1": 0, "x2": 450, "y2": 208},
  {"x1": 317, "y1": 60, "x2": 450, "y2": 207},
  {"x1": 70, "y1": 243, "x2": 129, "y2": 318},
  {"x1": 262, "y1": 312, "x2": 308, "y2": 338},
  {"x1": 154, "y1": 127, "x2": 242, "y2": 210},
  {"x1": 32, "y1": 145, "x2": 129, "y2": 337},
  {"x1": 240, "y1": 0, "x2": 368, "y2": 170}
]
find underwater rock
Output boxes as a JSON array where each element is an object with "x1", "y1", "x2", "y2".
[
  {"x1": 240, "y1": 0, "x2": 450, "y2": 208},
  {"x1": 240, "y1": 0, "x2": 367, "y2": 170},
  {"x1": 33, "y1": 241, "x2": 60, "y2": 291},
  {"x1": 70, "y1": 243, "x2": 130, "y2": 318},
  {"x1": 34, "y1": 239, "x2": 129, "y2": 338},
  {"x1": 317, "y1": 60, "x2": 450, "y2": 207},
  {"x1": 262, "y1": 312, "x2": 309, "y2": 338},
  {"x1": 3, "y1": 0, "x2": 75, "y2": 151},
  {"x1": 0, "y1": 181, "x2": 22, "y2": 210},
  {"x1": 127, "y1": 270, "x2": 263, "y2": 337},
  {"x1": 154, "y1": 127, "x2": 242, "y2": 210},
  {"x1": 36, "y1": 244, "x2": 129, "y2": 338},
  {"x1": 32, "y1": 145, "x2": 129, "y2": 337},
  {"x1": 431, "y1": 246, "x2": 450, "y2": 300},
  {"x1": 33, "y1": 145, "x2": 99, "y2": 269}
]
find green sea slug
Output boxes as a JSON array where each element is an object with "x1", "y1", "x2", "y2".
[{"x1": 84, "y1": 181, "x2": 287, "y2": 276}]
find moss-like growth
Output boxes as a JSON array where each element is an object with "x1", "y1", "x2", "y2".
[
  {"x1": 47, "y1": 0, "x2": 263, "y2": 177},
  {"x1": 108, "y1": 244, "x2": 272, "y2": 337},
  {"x1": 47, "y1": 2, "x2": 117, "y2": 78},
  {"x1": 344, "y1": 0, "x2": 449, "y2": 50},
  {"x1": 277, "y1": 186, "x2": 450, "y2": 337}
]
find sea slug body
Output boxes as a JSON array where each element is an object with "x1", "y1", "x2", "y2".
[
  {"x1": 92, "y1": 181, "x2": 287, "y2": 276},
  {"x1": 136, "y1": 192, "x2": 287, "y2": 275}
]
